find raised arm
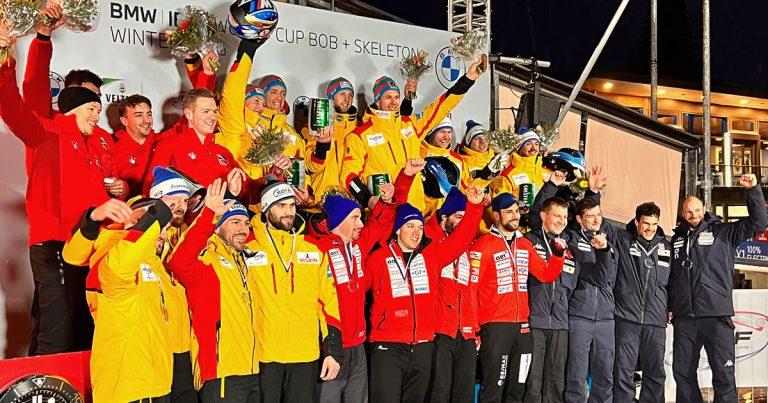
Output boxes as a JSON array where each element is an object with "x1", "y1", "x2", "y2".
[
  {"x1": 0, "y1": 57, "x2": 52, "y2": 148},
  {"x1": 423, "y1": 190, "x2": 484, "y2": 268},
  {"x1": 723, "y1": 174, "x2": 768, "y2": 247}
]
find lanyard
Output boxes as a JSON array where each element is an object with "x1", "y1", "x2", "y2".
[
  {"x1": 502, "y1": 234, "x2": 518, "y2": 269},
  {"x1": 635, "y1": 241, "x2": 659, "y2": 258},
  {"x1": 387, "y1": 243, "x2": 410, "y2": 281},
  {"x1": 541, "y1": 228, "x2": 553, "y2": 257},
  {"x1": 343, "y1": 242, "x2": 357, "y2": 280},
  {"x1": 266, "y1": 226, "x2": 297, "y2": 273}
]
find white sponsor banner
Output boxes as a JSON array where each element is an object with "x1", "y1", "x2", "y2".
[
  {"x1": 665, "y1": 290, "x2": 768, "y2": 388},
  {"x1": 0, "y1": 0, "x2": 489, "y2": 354}
]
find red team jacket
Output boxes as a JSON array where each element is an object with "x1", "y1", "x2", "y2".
[
  {"x1": 424, "y1": 215, "x2": 479, "y2": 340},
  {"x1": 368, "y1": 202, "x2": 483, "y2": 344},
  {"x1": 469, "y1": 227, "x2": 565, "y2": 325},
  {"x1": 0, "y1": 60, "x2": 109, "y2": 245},
  {"x1": 143, "y1": 125, "x2": 238, "y2": 193},
  {"x1": 311, "y1": 171, "x2": 414, "y2": 348}
]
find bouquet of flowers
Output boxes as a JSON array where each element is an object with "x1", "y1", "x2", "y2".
[
  {"x1": 484, "y1": 126, "x2": 522, "y2": 154},
  {"x1": 398, "y1": 50, "x2": 431, "y2": 100},
  {"x1": 58, "y1": 0, "x2": 99, "y2": 32},
  {"x1": 450, "y1": 28, "x2": 488, "y2": 61},
  {"x1": 538, "y1": 124, "x2": 560, "y2": 154},
  {"x1": 0, "y1": 0, "x2": 41, "y2": 63},
  {"x1": 244, "y1": 124, "x2": 288, "y2": 166},
  {"x1": 166, "y1": 5, "x2": 223, "y2": 70}
]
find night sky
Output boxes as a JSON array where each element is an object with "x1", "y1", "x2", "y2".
[{"x1": 361, "y1": 0, "x2": 768, "y2": 98}]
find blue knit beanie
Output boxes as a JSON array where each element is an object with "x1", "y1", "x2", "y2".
[
  {"x1": 394, "y1": 203, "x2": 424, "y2": 233},
  {"x1": 439, "y1": 187, "x2": 467, "y2": 217},
  {"x1": 324, "y1": 195, "x2": 361, "y2": 231},
  {"x1": 216, "y1": 199, "x2": 249, "y2": 229}
]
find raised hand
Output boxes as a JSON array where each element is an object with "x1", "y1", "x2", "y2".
[
  {"x1": 37, "y1": 3, "x2": 66, "y2": 36},
  {"x1": 588, "y1": 165, "x2": 608, "y2": 192},
  {"x1": 205, "y1": 179, "x2": 233, "y2": 215},
  {"x1": 90, "y1": 199, "x2": 133, "y2": 224},
  {"x1": 739, "y1": 173, "x2": 758, "y2": 189},
  {"x1": 226, "y1": 168, "x2": 246, "y2": 196},
  {"x1": 550, "y1": 170, "x2": 567, "y2": 187},
  {"x1": 466, "y1": 54, "x2": 488, "y2": 80},
  {"x1": 467, "y1": 184, "x2": 485, "y2": 205},
  {"x1": 404, "y1": 158, "x2": 426, "y2": 176},
  {"x1": 379, "y1": 183, "x2": 395, "y2": 204}
]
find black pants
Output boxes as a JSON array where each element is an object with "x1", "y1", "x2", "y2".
[
  {"x1": 28, "y1": 241, "x2": 93, "y2": 356},
  {"x1": 613, "y1": 319, "x2": 666, "y2": 403},
  {"x1": 565, "y1": 317, "x2": 615, "y2": 403},
  {"x1": 429, "y1": 332, "x2": 477, "y2": 403},
  {"x1": 672, "y1": 316, "x2": 736, "y2": 403},
  {"x1": 130, "y1": 396, "x2": 170, "y2": 403},
  {"x1": 171, "y1": 351, "x2": 198, "y2": 402},
  {"x1": 260, "y1": 361, "x2": 318, "y2": 403},
  {"x1": 370, "y1": 341, "x2": 434, "y2": 403},
  {"x1": 320, "y1": 344, "x2": 368, "y2": 403},
  {"x1": 199, "y1": 374, "x2": 260, "y2": 403},
  {"x1": 525, "y1": 328, "x2": 568, "y2": 403},
  {"x1": 478, "y1": 322, "x2": 533, "y2": 403}
]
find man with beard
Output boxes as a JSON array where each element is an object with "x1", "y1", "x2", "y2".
[
  {"x1": 168, "y1": 179, "x2": 260, "y2": 402},
  {"x1": 611, "y1": 202, "x2": 671, "y2": 403},
  {"x1": 314, "y1": 159, "x2": 421, "y2": 403},
  {"x1": 65, "y1": 166, "x2": 198, "y2": 401},
  {"x1": 469, "y1": 193, "x2": 567, "y2": 402},
  {"x1": 524, "y1": 194, "x2": 578, "y2": 402},
  {"x1": 670, "y1": 174, "x2": 767, "y2": 402},
  {"x1": 366, "y1": 184, "x2": 486, "y2": 402},
  {"x1": 564, "y1": 197, "x2": 618, "y2": 403},
  {"x1": 246, "y1": 177, "x2": 343, "y2": 402}
]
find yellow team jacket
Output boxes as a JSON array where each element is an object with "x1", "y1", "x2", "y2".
[
  {"x1": 246, "y1": 215, "x2": 341, "y2": 364},
  {"x1": 90, "y1": 223, "x2": 173, "y2": 403},
  {"x1": 460, "y1": 145, "x2": 495, "y2": 189},
  {"x1": 167, "y1": 207, "x2": 260, "y2": 389},
  {"x1": 63, "y1": 214, "x2": 193, "y2": 356},
  {"x1": 304, "y1": 110, "x2": 358, "y2": 200},
  {"x1": 341, "y1": 90, "x2": 466, "y2": 212},
  {"x1": 491, "y1": 152, "x2": 550, "y2": 200},
  {"x1": 215, "y1": 46, "x2": 314, "y2": 180},
  {"x1": 420, "y1": 141, "x2": 471, "y2": 218}
]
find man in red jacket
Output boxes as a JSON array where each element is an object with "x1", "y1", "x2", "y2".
[
  {"x1": 0, "y1": 30, "x2": 110, "y2": 355},
  {"x1": 469, "y1": 193, "x2": 566, "y2": 402},
  {"x1": 143, "y1": 89, "x2": 245, "y2": 193},
  {"x1": 113, "y1": 95, "x2": 162, "y2": 198},
  {"x1": 367, "y1": 184, "x2": 487, "y2": 403},
  {"x1": 314, "y1": 159, "x2": 423, "y2": 403},
  {"x1": 424, "y1": 187, "x2": 479, "y2": 403}
]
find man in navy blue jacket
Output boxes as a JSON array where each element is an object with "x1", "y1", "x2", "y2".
[
  {"x1": 564, "y1": 197, "x2": 617, "y2": 403},
  {"x1": 611, "y1": 202, "x2": 671, "y2": 402},
  {"x1": 670, "y1": 173, "x2": 767, "y2": 402}
]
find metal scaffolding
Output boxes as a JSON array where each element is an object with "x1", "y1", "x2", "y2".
[{"x1": 448, "y1": 0, "x2": 491, "y2": 37}]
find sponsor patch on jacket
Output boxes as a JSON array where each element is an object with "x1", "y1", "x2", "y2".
[
  {"x1": 698, "y1": 231, "x2": 715, "y2": 246},
  {"x1": 140, "y1": 263, "x2": 158, "y2": 282},
  {"x1": 658, "y1": 261, "x2": 670, "y2": 268},
  {"x1": 577, "y1": 242, "x2": 592, "y2": 252},
  {"x1": 329, "y1": 249, "x2": 350, "y2": 284},
  {"x1": 494, "y1": 251, "x2": 510, "y2": 261},
  {"x1": 409, "y1": 255, "x2": 430, "y2": 294},
  {"x1": 386, "y1": 257, "x2": 410, "y2": 298},
  {"x1": 629, "y1": 247, "x2": 641, "y2": 257},
  {"x1": 563, "y1": 259, "x2": 576, "y2": 274},
  {"x1": 187, "y1": 152, "x2": 196, "y2": 160},
  {"x1": 217, "y1": 154, "x2": 229, "y2": 167},
  {"x1": 400, "y1": 127, "x2": 414, "y2": 138},
  {"x1": 218, "y1": 257, "x2": 233, "y2": 268},
  {"x1": 297, "y1": 251, "x2": 321, "y2": 264},
  {"x1": 511, "y1": 173, "x2": 531, "y2": 186},
  {"x1": 246, "y1": 251, "x2": 268, "y2": 266},
  {"x1": 367, "y1": 133, "x2": 386, "y2": 147},
  {"x1": 658, "y1": 249, "x2": 670, "y2": 257},
  {"x1": 470, "y1": 251, "x2": 482, "y2": 260}
]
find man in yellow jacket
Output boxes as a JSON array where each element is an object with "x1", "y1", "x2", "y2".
[
  {"x1": 167, "y1": 179, "x2": 261, "y2": 402},
  {"x1": 305, "y1": 77, "x2": 359, "y2": 200},
  {"x1": 420, "y1": 115, "x2": 470, "y2": 217},
  {"x1": 491, "y1": 128, "x2": 550, "y2": 208},
  {"x1": 341, "y1": 55, "x2": 488, "y2": 212},
  {"x1": 215, "y1": 40, "x2": 309, "y2": 182},
  {"x1": 247, "y1": 176, "x2": 343, "y2": 403},
  {"x1": 89, "y1": 198, "x2": 174, "y2": 402}
]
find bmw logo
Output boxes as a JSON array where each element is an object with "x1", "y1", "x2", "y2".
[
  {"x1": 435, "y1": 47, "x2": 466, "y2": 90},
  {"x1": 49, "y1": 72, "x2": 65, "y2": 108}
]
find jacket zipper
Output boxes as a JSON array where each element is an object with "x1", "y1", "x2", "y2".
[
  {"x1": 686, "y1": 234, "x2": 696, "y2": 317},
  {"x1": 640, "y1": 254, "x2": 652, "y2": 325}
]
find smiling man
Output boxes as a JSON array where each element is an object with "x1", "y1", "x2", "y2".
[
  {"x1": 670, "y1": 174, "x2": 767, "y2": 402},
  {"x1": 0, "y1": 30, "x2": 112, "y2": 355},
  {"x1": 144, "y1": 89, "x2": 244, "y2": 194}
]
